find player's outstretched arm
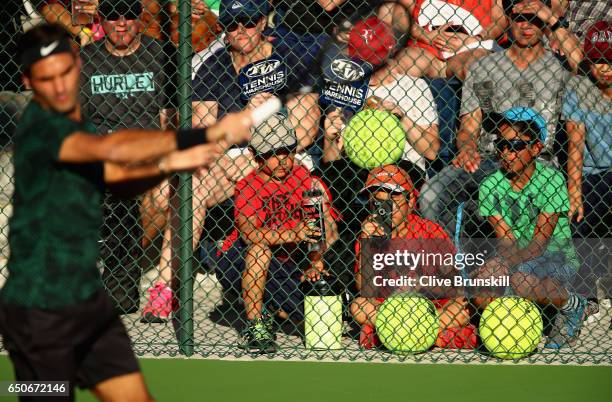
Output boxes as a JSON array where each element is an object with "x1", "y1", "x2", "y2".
[
  {"x1": 103, "y1": 142, "x2": 226, "y2": 197},
  {"x1": 58, "y1": 110, "x2": 252, "y2": 165}
]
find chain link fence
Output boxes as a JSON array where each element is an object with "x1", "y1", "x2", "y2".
[{"x1": 0, "y1": 0, "x2": 610, "y2": 364}]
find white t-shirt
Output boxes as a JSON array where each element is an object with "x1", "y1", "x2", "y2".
[{"x1": 367, "y1": 75, "x2": 438, "y2": 170}]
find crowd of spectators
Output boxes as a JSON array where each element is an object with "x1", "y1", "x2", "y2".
[{"x1": 0, "y1": 0, "x2": 609, "y2": 354}]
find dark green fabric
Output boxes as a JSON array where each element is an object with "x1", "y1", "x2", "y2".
[{"x1": 1, "y1": 101, "x2": 105, "y2": 308}]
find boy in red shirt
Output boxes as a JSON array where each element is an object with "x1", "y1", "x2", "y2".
[
  {"x1": 215, "y1": 114, "x2": 338, "y2": 353},
  {"x1": 350, "y1": 165, "x2": 476, "y2": 349}
]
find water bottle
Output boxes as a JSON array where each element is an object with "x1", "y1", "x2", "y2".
[
  {"x1": 302, "y1": 277, "x2": 343, "y2": 350},
  {"x1": 302, "y1": 182, "x2": 326, "y2": 254}
]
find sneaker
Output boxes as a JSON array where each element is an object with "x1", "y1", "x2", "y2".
[
  {"x1": 238, "y1": 318, "x2": 278, "y2": 354},
  {"x1": 545, "y1": 295, "x2": 588, "y2": 349},
  {"x1": 141, "y1": 282, "x2": 174, "y2": 323}
]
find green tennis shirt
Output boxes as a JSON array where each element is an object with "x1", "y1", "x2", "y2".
[
  {"x1": 479, "y1": 162, "x2": 578, "y2": 267},
  {"x1": 1, "y1": 101, "x2": 105, "y2": 308}
]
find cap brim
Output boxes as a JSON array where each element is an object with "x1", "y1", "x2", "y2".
[{"x1": 356, "y1": 182, "x2": 406, "y2": 203}]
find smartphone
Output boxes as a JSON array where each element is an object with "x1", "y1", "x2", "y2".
[
  {"x1": 72, "y1": 0, "x2": 95, "y2": 26},
  {"x1": 369, "y1": 199, "x2": 393, "y2": 238}
]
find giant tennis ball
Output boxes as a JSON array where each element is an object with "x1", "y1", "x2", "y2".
[
  {"x1": 343, "y1": 109, "x2": 405, "y2": 169},
  {"x1": 375, "y1": 293, "x2": 439, "y2": 354},
  {"x1": 479, "y1": 297, "x2": 543, "y2": 359}
]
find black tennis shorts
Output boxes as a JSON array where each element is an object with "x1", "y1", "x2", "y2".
[{"x1": 0, "y1": 289, "x2": 140, "y2": 401}]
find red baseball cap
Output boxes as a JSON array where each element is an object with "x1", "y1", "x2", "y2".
[
  {"x1": 584, "y1": 21, "x2": 612, "y2": 63},
  {"x1": 360, "y1": 164, "x2": 415, "y2": 197},
  {"x1": 348, "y1": 16, "x2": 395, "y2": 66}
]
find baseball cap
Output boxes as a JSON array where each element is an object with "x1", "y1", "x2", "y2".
[
  {"x1": 219, "y1": 0, "x2": 269, "y2": 29},
  {"x1": 98, "y1": 0, "x2": 143, "y2": 21},
  {"x1": 348, "y1": 16, "x2": 396, "y2": 66},
  {"x1": 358, "y1": 165, "x2": 415, "y2": 199},
  {"x1": 249, "y1": 114, "x2": 297, "y2": 157},
  {"x1": 583, "y1": 21, "x2": 612, "y2": 63},
  {"x1": 484, "y1": 107, "x2": 547, "y2": 141},
  {"x1": 18, "y1": 24, "x2": 74, "y2": 72}
]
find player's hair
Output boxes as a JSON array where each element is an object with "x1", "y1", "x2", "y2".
[{"x1": 18, "y1": 24, "x2": 74, "y2": 77}]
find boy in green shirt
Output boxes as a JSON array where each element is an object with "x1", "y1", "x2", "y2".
[{"x1": 477, "y1": 107, "x2": 588, "y2": 349}]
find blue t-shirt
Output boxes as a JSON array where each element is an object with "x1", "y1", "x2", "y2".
[
  {"x1": 562, "y1": 75, "x2": 612, "y2": 175},
  {"x1": 192, "y1": 39, "x2": 314, "y2": 118}
]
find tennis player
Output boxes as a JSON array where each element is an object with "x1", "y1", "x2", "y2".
[{"x1": 0, "y1": 23, "x2": 252, "y2": 402}]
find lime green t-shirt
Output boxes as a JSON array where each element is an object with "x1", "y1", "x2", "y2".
[
  {"x1": 1, "y1": 101, "x2": 104, "y2": 308},
  {"x1": 479, "y1": 162, "x2": 577, "y2": 265}
]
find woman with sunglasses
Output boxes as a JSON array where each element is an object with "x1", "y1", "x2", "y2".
[
  {"x1": 192, "y1": 0, "x2": 320, "y2": 154},
  {"x1": 476, "y1": 107, "x2": 591, "y2": 349}
]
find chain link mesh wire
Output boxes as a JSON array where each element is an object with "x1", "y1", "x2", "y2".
[{"x1": 0, "y1": 0, "x2": 610, "y2": 364}]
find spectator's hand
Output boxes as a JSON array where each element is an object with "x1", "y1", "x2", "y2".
[
  {"x1": 301, "y1": 259, "x2": 330, "y2": 282},
  {"x1": 246, "y1": 93, "x2": 274, "y2": 111},
  {"x1": 434, "y1": 31, "x2": 478, "y2": 54},
  {"x1": 79, "y1": 27, "x2": 95, "y2": 47},
  {"x1": 74, "y1": 0, "x2": 99, "y2": 16},
  {"x1": 324, "y1": 109, "x2": 345, "y2": 147},
  {"x1": 293, "y1": 220, "x2": 321, "y2": 243},
  {"x1": 191, "y1": 0, "x2": 208, "y2": 20},
  {"x1": 366, "y1": 96, "x2": 404, "y2": 118},
  {"x1": 451, "y1": 146, "x2": 481, "y2": 173},
  {"x1": 361, "y1": 216, "x2": 385, "y2": 238},
  {"x1": 549, "y1": 37, "x2": 565, "y2": 56},
  {"x1": 512, "y1": 0, "x2": 554, "y2": 25},
  {"x1": 568, "y1": 187, "x2": 584, "y2": 222}
]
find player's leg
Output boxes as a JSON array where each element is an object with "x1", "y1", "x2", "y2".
[
  {"x1": 239, "y1": 243, "x2": 276, "y2": 352},
  {"x1": 141, "y1": 169, "x2": 212, "y2": 323},
  {"x1": 77, "y1": 293, "x2": 150, "y2": 401},
  {"x1": 140, "y1": 180, "x2": 170, "y2": 250},
  {"x1": 510, "y1": 254, "x2": 589, "y2": 348},
  {"x1": 92, "y1": 373, "x2": 153, "y2": 402},
  {"x1": 242, "y1": 243, "x2": 272, "y2": 320}
]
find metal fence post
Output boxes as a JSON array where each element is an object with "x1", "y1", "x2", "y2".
[{"x1": 177, "y1": 0, "x2": 194, "y2": 356}]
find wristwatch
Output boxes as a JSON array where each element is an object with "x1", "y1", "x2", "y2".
[{"x1": 549, "y1": 17, "x2": 568, "y2": 32}]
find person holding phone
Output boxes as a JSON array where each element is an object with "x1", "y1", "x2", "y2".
[{"x1": 350, "y1": 164, "x2": 474, "y2": 350}]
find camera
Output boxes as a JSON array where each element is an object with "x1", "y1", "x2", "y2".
[{"x1": 369, "y1": 198, "x2": 393, "y2": 238}]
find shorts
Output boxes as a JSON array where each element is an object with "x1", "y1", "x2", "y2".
[
  {"x1": 0, "y1": 290, "x2": 140, "y2": 401},
  {"x1": 513, "y1": 251, "x2": 577, "y2": 286},
  {"x1": 206, "y1": 240, "x2": 305, "y2": 320}
]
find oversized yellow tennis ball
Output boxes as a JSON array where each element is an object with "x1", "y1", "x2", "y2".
[
  {"x1": 375, "y1": 293, "x2": 439, "y2": 354},
  {"x1": 343, "y1": 109, "x2": 405, "y2": 169},
  {"x1": 479, "y1": 297, "x2": 543, "y2": 359}
]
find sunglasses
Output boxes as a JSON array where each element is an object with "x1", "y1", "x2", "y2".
[
  {"x1": 103, "y1": 11, "x2": 141, "y2": 21},
  {"x1": 510, "y1": 13, "x2": 545, "y2": 29},
  {"x1": 223, "y1": 17, "x2": 260, "y2": 32},
  {"x1": 495, "y1": 138, "x2": 536, "y2": 153}
]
